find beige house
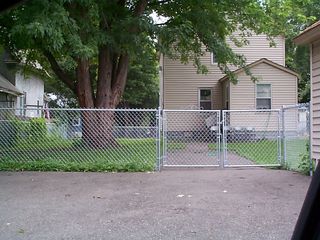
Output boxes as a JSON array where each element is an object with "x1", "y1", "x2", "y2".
[
  {"x1": 160, "y1": 34, "x2": 298, "y2": 111},
  {"x1": 294, "y1": 21, "x2": 320, "y2": 162}
]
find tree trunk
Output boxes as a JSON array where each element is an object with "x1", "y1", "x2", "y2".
[
  {"x1": 75, "y1": 53, "x2": 129, "y2": 149},
  {"x1": 43, "y1": 1, "x2": 147, "y2": 149},
  {"x1": 76, "y1": 58, "x2": 94, "y2": 108},
  {"x1": 81, "y1": 110, "x2": 116, "y2": 148}
]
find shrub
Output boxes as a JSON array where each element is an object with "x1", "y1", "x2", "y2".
[
  {"x1": 0, "y1": 120, "x2": 19, "y2": 147},
  {"x1": 298, "y1": 142, "x2": 314, "y2": 175},
  {"x1": 28, "y1": 118, "x2": 47, "y2": 141}
]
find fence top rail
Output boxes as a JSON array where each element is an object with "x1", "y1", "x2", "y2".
[
  {"x1": 163, "y1": 109, "x2": 220, "y2": 113},
  {"x1": 282, "y1": 102, "x2": 310, "y2": 110},
  {"x1": 222, "y1": 109, "x2": 280, "y2": 113},
  {"x1": 0, "y1": 107, "x2": 157, "y2": 112}
]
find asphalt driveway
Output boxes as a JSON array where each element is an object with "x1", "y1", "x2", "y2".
[{"x1": 0, "y1": 169, "x2": 310, "y2": 240}]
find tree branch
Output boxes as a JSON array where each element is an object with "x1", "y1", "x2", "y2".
[
  {"x1": 134, "y1": 0, "x2": 148, "y2": 16},
  {"x1": 42, "y1": 50, "x2": 76, "y2": 93},
  {"x1": 95, "y1": 46, "x2": 113, "y2": 107},
  {"x1": 148, "y1": 0, "x2": 171, "y2": 7},
  {"x1": 117, "y1": 0, "x2": 126, "y2": 7},
  {"x1": 111, "y1": 53, "x2": 129, "y2": 106}
]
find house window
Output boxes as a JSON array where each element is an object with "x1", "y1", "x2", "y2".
[
  {"x1": 211, "y1": 53, "x2": 217, "y2": 65},
  {"x1": 199, "y1": 89, "x2": 212, "y2": 110},
  {"x1": 256, "y1": 84, "x2": 271, "y2": 109}
]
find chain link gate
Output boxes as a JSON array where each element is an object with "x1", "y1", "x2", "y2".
[
  {"x1": 222, "y1": 109, "x2": 282, "y2": 167},
  {"x1": 162, "y1": 110, "x2": 221, "y2": 167},
  {"x1": 282, "y1": 103, "x2": 312, "y2": 174}
]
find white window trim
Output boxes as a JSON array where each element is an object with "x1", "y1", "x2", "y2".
[
  {"x1": 198, "y1": 88, "x2": 213, "y2": 110},
  {"x1": 256, "y1": 83, "x2": 272, "y2": 109},
  {"x1": 210, "y1": 52, "x2": 218, "y2": 65}
]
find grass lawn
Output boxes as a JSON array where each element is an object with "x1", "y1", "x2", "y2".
[
  {"x1": 208, "y1": 143, "x2": 217, "y2": 151},
  {"x1": 0, "y1": 138, "x2": 156, "y2": 172},
  {"x1": 226, "y1": 139, "x2": 279, "y2": 165},
  {"x1": 225, "y1": 138, "x2": 308, "y2": 168},
  {"x1": 284, "y1": 138, "x2": 309, "y2": 170}
]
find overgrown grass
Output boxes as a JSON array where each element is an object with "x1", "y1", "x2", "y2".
[
  {"x1": 0, "y1": 137, "x2": 156, "y2": 172},
  {"x1": 285, "y1": 138, "x2": 309, "y2": 171},
  {"x1": 0, "y1": 161, "x2": 150, "y2": 172}
]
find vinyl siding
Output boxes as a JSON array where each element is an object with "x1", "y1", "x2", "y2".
[
  {"x1": 227, "y1": 34, "x2": 285, "y2": 66},
  {"x1": 230, "y1": 62, "x2": 297, "y2": 109},
  {"x1": 312, "y1": 40, "x2": 320, "y2": 160},
  {"x1": 221, "y1": 80, "x2": 229, "y2": 109},
  {"x1": 163, "y1": 110, "x2": 219, "y2": 132},
  {"x1": 229, "y1": 62, "x2": 297, "y2": 131},
  {"x1": 163, "y1": 34, "x2": 285, "y2": 109}
]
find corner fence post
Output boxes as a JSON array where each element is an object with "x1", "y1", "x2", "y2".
[
  {"x1": 281, "y1": 106, "x2": 286, "y2": 167},
  {"x1": 277, "y1": 108, "x2": 282, "y2": 165},
  {"x1": 308, "y1": 103, "x2": 313, "y2": 176},
  {"x1": 222, "y1": 110, "x2": 226, "y2": 168},
  {"x1": 156, "y1": 107, "x2": 162, "y2": 171},
  {"x1": 217, "y1": 110, "x2": 221, "y2": 168}
]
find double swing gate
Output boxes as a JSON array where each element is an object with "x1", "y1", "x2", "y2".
[{"x1": 159, "y1": 109, "x2": 283, "y2": 169}]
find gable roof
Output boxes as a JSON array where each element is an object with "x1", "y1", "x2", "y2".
[
  {"x1": 218, "y1": 58, "x2": 299, "y2": 83},
  {"x1": 0, "y1": 74, "x2": 23, "y2": 96},
  {"x1": 294, "y1": 20, "x2": 320, "y2": 45}
]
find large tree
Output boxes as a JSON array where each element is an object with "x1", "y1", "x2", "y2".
[
  {"x1": 280, "y1": 0, "x2": 320, "y2": 102},
  {"x1": 0, "y1": 0, "x2": 283, "y2": 147},
  {"x1": 45, "y1": 42, "x2": 159, "y2": 109},
  {"x1": 0, "y1": 0, "x2": 284, "y2": 108},
  {"x1": 46, "y1": 63, "x2": 159, "y2": 109}
]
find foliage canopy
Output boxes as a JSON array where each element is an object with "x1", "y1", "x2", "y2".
[{"x1": 0, "y1": 0, "x2": 288, "y2": 108}]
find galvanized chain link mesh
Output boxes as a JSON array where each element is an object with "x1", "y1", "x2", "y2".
[
  {"x1": 283, "y1": 104, "x2": 311, "y2": 173},
  {"x1": 0, "y1": 105, "x2": 312, "y2": 171},
  {"x1": 163, "y1": 110, "x2": 220, "y2": 167},
  {"x1": 0, "y1": 108, "x2": 157, "y2": 171},
  {"x1": 223, "y1": 110, "x2": 281, "y2": 166}
]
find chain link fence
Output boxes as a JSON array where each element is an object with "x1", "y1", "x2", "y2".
[
  {"x1": 222, "y1": 110, "x2": 282, "y2": 167},
  {"x1": 0, "y1": 105, "x2": 312, "y2": 173},
  {"x1": 162, "y1": 110, "x2": 220, "y2": 167},
  {"x1": 282, "y1": 103, "x2": 312, "y2": 175},
  {"x1": 0, "y1": 108, "x2": 158, "y2": 171}
]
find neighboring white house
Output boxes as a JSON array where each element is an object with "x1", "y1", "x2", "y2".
[
  {"x1": 0, "y1": 52, "x2": 44, "y2": 117},
  {"x1": 0, "y1": 73, "x2": 23, "y2": 108},
  {"x1": 294, "y1": 20, "x2": 320, "y2": 162}
]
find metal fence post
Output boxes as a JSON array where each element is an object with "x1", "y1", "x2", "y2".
[
  {"x1": 156, "y1": 107, "x2": 162, "y2": 171},
  {"x1": 308, "y1": 103, "x2": 313, "y2": 176},
  {"x1": 162, "y1": 110, "x2": 167, "y2": 167},
  {"x1": 281, "y1": 106, "x2": 286, "y2": 167},
  {"x1": 217, "y1": 110, "x2": 221, "y2": 167},
  {"x1": 222, "y1": 110, "x2": 226, "y2": 168},
  {"x1": 277, "y1": 109, "x2": 282, "y2": 164}
]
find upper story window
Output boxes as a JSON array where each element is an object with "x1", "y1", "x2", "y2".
[
  {"x1": 256, "y1": 84, "x2": 271, "y2": 109},
  {"x1": 210, "y1": 53, "x2": 217, "y2": 65},
  {"x1": 199, "y1": 88, "x2": 212, "y2": 110}
]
